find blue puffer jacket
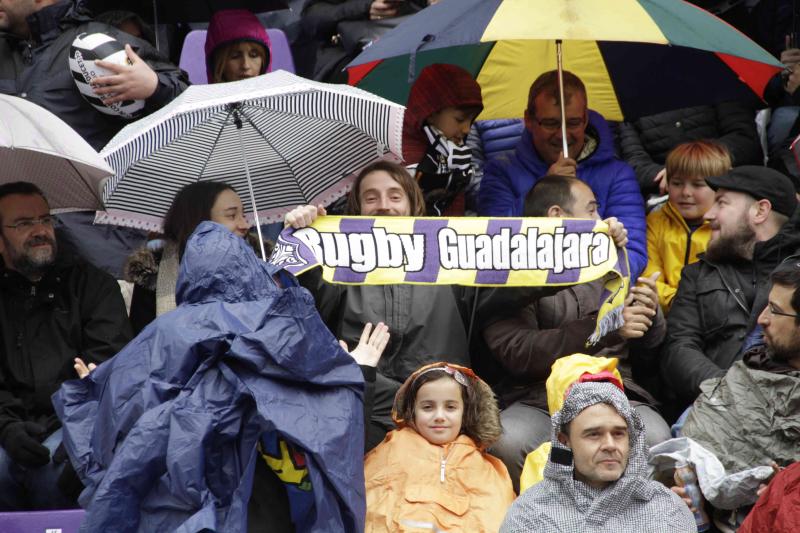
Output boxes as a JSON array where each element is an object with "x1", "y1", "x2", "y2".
[
  {"x1": 53, "y1": 222, "x2": 366, "y2": 533},
  {"x1": 478, "y1": 111, "x2": 647, "y2": 277}
]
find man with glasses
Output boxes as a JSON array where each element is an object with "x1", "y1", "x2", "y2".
[
  {"x1": 0, "y1": 182, "x2": 131, "y2": 510},
  {"x1": 677, "y1": 259, "x2": 800, "y2": 494},
  {"x1": 661, "y1": 166, "x2": 800, "y2": 416},
  {"x1": 478, "y1": 70, "x2": 647, "y2": 277}
]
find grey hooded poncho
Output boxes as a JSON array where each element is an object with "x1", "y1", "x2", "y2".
[{"x1": 500, "y1": 382, "x2": 696, "y2": 533}]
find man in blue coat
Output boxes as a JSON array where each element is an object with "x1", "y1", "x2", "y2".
[{"x1": 478, "y1": 70, "x2": 647, "y2": 277}]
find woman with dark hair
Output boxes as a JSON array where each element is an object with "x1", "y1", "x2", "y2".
[{"x1": 125, "y1": 181, "x2": 250, "y2": 334}]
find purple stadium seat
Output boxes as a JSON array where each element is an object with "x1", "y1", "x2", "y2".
[
  {"x1": 0, "y1": 509, "x2": 84, "y2": 533},
  {"x1": 179, "y1": 28, "x2": 296, "y2": 85}
]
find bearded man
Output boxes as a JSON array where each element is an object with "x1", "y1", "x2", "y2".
[
  {"x1": 680, "y1": 260, "x2": 800, "y2": 480},
  {"x1": 660, "y1": 166, "x2": 800, "y2": 413},
  {"x1": 0, "y1": 182, "x2": 131, "y2": 510}
]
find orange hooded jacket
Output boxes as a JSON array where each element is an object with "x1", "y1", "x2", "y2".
[{"x1": 364, "y1": 363, "x2": 515, "y2": 532}]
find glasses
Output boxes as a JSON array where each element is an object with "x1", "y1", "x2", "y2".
[
  {"x1": 530, "y1": 116, "x2": 585, "y2": 132},
  {"x1": 765, "y1": 302, "x2": 800, "y2": 319},
  {"x1": 3, "y1": 215, "x2": 59, "y2": 232}
]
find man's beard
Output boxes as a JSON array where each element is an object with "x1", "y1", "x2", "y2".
[
  {"x1": 705, "y1": 219, "x2": 756, "y2": 263},
  {"x1": 4, "y1": 234, "x2": 57, "y2": 278},
  {"x1": 766, "y1": 333, "x2": 800, "y2": 364}
]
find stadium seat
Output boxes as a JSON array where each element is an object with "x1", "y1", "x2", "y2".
[
  {"x1": 178, "y1": 28, "x2": 296, "y2": 85},
  {"x1": 0, "y1": 509, "x2": 84, "y2": 533}
]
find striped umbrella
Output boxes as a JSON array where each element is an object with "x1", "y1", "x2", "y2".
[
  {"x1": 96, "y1": 70, "x2": 404, "y2": 258},
  {"x1": 347, "y1": 0, "x2": 783, "y2": 124}
]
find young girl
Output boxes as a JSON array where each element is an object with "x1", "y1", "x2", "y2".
[
  {"x1": 205, "y1": 9, "x2": 272, "y2": 83},
  {"x1": 365, "y1": 362, "x2": 515, "y2": 532},
  {"x1": 643, "y1": 140, "x2": 731, "y2": 312},
  {"x1": 403, "y1": 64, "x2": 483, "y2": 216}
]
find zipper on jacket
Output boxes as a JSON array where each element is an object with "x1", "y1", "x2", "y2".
[
  {"x1": 440, "y1": 446, "x2": 453, "y2": 483},
  {"x1": 711, "y1": 263, "x2": 748, "y2": 314},
  {"x1": 684, "y1": 227, "x2": 692, "y2": 266}
]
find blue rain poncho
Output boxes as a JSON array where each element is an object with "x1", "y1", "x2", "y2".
[{"x1": 53, "y1": 222, "x2": 366, "y2": 532}]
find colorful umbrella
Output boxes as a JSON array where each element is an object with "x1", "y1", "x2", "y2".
[{"x1": 347, "y1": 0, "x2": 783, "y2": 123}]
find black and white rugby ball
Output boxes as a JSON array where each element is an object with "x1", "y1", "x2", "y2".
[{"x1": 68, "y1": 32, "x2": 145, "y2": 119}]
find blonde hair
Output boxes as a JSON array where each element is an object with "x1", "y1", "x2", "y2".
[
  {"x1": 211, "y1": 41, "x2": 268, "y2": 84},
  {"x1": 665, "y1": 140, "x2": 732, "y2": 182}
]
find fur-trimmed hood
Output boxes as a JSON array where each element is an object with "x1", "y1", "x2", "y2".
[
  {"x1": 124, "y1": 245, "x2": 161, "y2": 291},
  {"x1": 391, "y1": 362, "x2": 502, "y2": 449},
  {"x1": 123, "y1": 234, "x2": 273, "y2": 291}
]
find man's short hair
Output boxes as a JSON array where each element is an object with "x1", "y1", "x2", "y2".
[
  {"x1": 0, "y1": 182, "x2": 47, "y2": 224},
  {"x1": 771, "y1": 261, "x2": 800, "y2": 325},
  {"x1": 527, "y1": 70, "x2": 587, "y2": 115},
  {"x1": 524, "y1": 175, "x2": 582, "y2": 217}
]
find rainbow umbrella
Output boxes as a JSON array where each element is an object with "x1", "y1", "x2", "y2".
[{"x1": 347, "y1": 0, "x2": 782, "y2": 125}]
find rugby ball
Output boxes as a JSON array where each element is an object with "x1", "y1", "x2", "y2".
[{"x1": 68, "y1": 32, "x2": 145, "y2": 119}]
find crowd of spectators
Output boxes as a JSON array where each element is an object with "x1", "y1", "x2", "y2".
[{"x1": 1, "y1": 0, "x2": 799, "y2": 532}]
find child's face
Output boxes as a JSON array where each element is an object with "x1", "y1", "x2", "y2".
[
  {"x1": 426, "y1": 106, "x2": 478, "y2": 146},
  {"x1": 667, "y1": 174, "x2": 716, "y2": 224},
  {"x1": 413, "y1": 377, "x2": 464, "y2": 446}
]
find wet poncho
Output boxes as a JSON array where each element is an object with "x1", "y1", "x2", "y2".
[{"x1": 53, "y1": 222, "x2": 366, "y2": 532}]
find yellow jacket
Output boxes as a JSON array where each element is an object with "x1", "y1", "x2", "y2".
[
  {"x1": 643, "y1": 201, "x2": 711, "y2": 313},
  {"x1": 519, "y1": 354, "x2": 622, "y2": 492},
  {"x1": 365, "y1": 428, "x2": 515, "y2": 532}
]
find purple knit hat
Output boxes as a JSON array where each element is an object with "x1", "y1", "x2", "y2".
[{"x1": 204, "y1": 9, "x2": 272, "y2": 82}]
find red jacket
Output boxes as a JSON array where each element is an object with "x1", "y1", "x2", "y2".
[{"x1": 739, "y1": 462, "x2": 800, "y2": 533}]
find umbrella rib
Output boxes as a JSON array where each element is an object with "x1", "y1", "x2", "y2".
[
  {"x1": 196, "y1": 108, "x2": 232, "y2": 181},
  {"x1": 237, "y1": 107, "x2": 308, "y2": 204},
  {"x1": 65, "y1": 158, "x2": 105, "y2": 209}
]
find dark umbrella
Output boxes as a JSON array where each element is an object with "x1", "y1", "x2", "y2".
[{"x1": 85, "y1": 0, "x2": 288, "y2": 23}]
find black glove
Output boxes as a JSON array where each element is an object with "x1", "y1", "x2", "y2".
[
  {"x1": 57, "y1": 460, "x2": 84, "y2": 502},
  {"x1": 2, "y1": 421, "x2": 50, "y2": 467},
  {"x1": 53, "y1": 442, "x2": 83, "y2": 502}
]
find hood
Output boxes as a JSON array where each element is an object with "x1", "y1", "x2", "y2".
[
  {"x1": 545, "y1": 354, "x2": 624, "y2": 415},
  {"x1": 743, "y1": 344, "x2": 800, "y2": 374},
  {"x1": 21, "y1": 0, "x2": 90, "y2": 43},
  {"x1": 391, "y1": 362, "x2": 502, "y2": 449},
  {"x1": 175, "y1": 221, "x2": 280, "y2": 305},
  {"x1": 204, "y1": 9, "x2": 271, "y2": 81},
  {"x1": 402, "y1": 64, "x2": 483, "y2": 164},
  {"x1": 662, "y1": 199, "x2": 710, "y2": 234},
  {"x1": 544, "y1": 382, "x2": 656, "y2": 523},
  {"x1": 754, "y1": 205, "x2": 800, "y2": 264}
]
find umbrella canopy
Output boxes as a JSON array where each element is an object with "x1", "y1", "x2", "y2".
[
  {"x1": 0, "y1": 94, "x2": 112, "y2": 211},
  {"x1": 85, "y1": 0, "x2": 287, "y2": 23},
  {"x1": 347, "y1": 0, "x2": 783, "y2": 121},
  {"x1": 96, "y1": 70, "x2": 404, "y2": 233}
]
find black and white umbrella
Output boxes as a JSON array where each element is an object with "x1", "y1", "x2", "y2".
[{"x1": 96, "y1": 70, "x2": 404, "y2": 258}]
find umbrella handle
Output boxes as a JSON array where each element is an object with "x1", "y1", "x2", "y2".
[{"x1": 556, "y1": 40, "x2": 568, "y2": 159}]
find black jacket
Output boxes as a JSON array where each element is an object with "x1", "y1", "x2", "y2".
[
  {"x1": 0, "y1": 256, "x2": 132, "y2": 445},
  {"x1": 661, "y1": 211, "x2": 800, "y2": 408},
  {"x1": 0, "y1": 0, "x2": 188, "y2": 151},
  {"x1": 619, "y1": 103, "x2": 763, "y2": 195},
  {"x1": 301, "y1": 0, "x2": 426, "y2": 81}
]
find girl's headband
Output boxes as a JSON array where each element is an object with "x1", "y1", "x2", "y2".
[{"x1": 414, "y1": 364, "x2": 470, "y2": 388}]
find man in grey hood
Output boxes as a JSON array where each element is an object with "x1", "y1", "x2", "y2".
[{"x1": 501, "y1": 382, "x2": 696, "y2": 532}]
